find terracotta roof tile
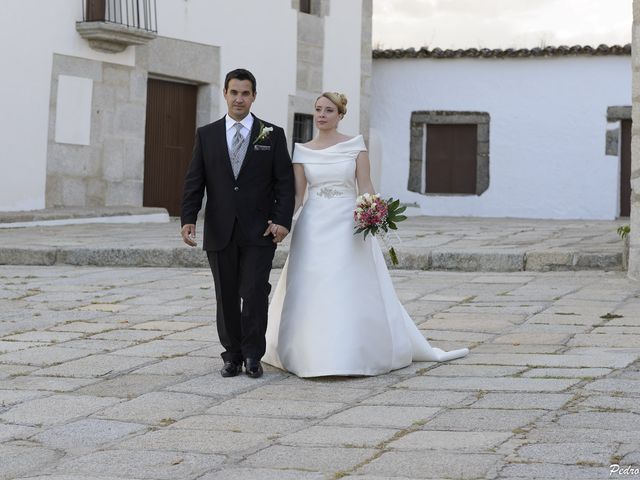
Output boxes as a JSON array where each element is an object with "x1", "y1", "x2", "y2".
[{"x1": 373, "y1": 44, "x2": 631, "y2": 59}]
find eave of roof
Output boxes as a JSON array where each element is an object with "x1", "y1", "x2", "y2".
[{"x1": 373, "y1": 44, "x2": 631, "y2": 59}]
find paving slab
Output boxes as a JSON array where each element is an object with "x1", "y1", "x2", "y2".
[
  {"x1": 0, "y1": 394, "x2": 122, "y2": 426},
  {"x1": 31, "y1": 418, "x2": 147, "y2": 449},
  {"x1": 423, "y1": 408, "x2": 547, "y2": 432},
  {"x1": 206, "y1": 398, "x2": 346, "y2": 419},
  {"x1": 0, "y1": 442, "x2": 61, "y2": 480},
  {"x1": 512, "y1": 441, "x2": 617, "y2": 465},
  {"x1": 395, "y1": 376, "x2": 580, "y2": 392},
  {"x1": 388, "y1": 430, "x2": 512, "y2": 451},
  {"x1": 241, "y1": 444, "x2": 377, "y2": 473},
  {"x1": 321, "y1": 406, "x2": 442, "y2": 429},
  {"x1": 118, "y1": 428, "x2": 271, "y2": 454},
  {"x1": 168, "y1": 414, "x2": 307, "y2": 434},
  {"x1": 358, "y1": 450, "x2": 502, "y2": 479},
  {"x1": 468, "y1": 392, "x2": 573, "y2": 410},
  {"x1": 51, "y1": 449, "x2": 225, "y2": 479},
  {"x1": 199, "y1": 468, "x2": 326, "y2": 480},
  {"x1": 499, "y1": 463, "x2": 611, "y2": 479},
  {"x1": 93, "y1": 391, "x2": 215, "y2": 425}
]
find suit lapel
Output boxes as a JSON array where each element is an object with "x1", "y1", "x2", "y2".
[{"x1": 236, "y1": 114, "x2": 261, "y2": 178}]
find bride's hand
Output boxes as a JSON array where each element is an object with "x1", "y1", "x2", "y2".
[
  {"x1": 273, "y1": 225, "x2": 289, "y2": 243},
  {"x1": 263, "y1": 220, "x2": 289, "y2": 243}
]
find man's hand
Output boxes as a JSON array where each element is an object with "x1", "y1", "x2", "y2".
[
  {"x1": 263, "y1": 220, "x2": 289, "y2": 243},
  {"x1": 181, "y1": 224, "x2": 197, "y2": 247}
]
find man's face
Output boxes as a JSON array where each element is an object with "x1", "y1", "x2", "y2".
[{"x1": 224, "y1": 79, "x2": 256, "y2": 121}]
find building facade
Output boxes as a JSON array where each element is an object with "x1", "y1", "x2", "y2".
[
  {"x1": 0, "y1": 0, "x2": 372, "y2": 215},
  {"x1": 371, "y1": 45, "x2": 632, "y2": 220}
]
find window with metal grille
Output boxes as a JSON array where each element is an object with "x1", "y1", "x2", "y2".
[
  {"x1": 292, "y1": 113, "x2": 314, "y2": 151},
  {"x1": 83, "y1": 0, "x2": 157, "y2": 32}
]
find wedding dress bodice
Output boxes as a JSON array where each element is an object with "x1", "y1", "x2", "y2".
[{"x1": 293, "y1": 135, "x2": 365, "y2": 200}]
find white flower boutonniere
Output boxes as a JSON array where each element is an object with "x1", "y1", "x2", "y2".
[{"x1": 253, "y1": 122, "x2": 274, "y2": 144}]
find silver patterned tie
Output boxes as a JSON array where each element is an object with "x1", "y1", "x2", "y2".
[{"x1": 230, "y1": 122, "x2": 247, "y2": 178}]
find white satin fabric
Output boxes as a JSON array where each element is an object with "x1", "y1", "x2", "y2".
[{"x1": 263, "y1": 135, "x2": 468, "y2": 377}]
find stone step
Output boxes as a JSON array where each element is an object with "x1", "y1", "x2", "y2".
[{"x1": 0, "y1": 245, "x2": 622, "y2": 271}]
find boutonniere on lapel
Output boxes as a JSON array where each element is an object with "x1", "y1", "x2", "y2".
[{"x1": 253, "y1": 122, "x2": 274, "y2": 150}]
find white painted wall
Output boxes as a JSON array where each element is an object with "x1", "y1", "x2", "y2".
[
  {"x1": 323, "y1": 0, "x2": 362, "y2": 136},
  {"x1": 372, "y1": 55, "x2": 632, "y2": 219},
  {"x1": 0, "y1": 0, "x2": 133, "y2": 211},
  {"x1": 155, "y1": 0, "x2": 297, "y2": 127}
]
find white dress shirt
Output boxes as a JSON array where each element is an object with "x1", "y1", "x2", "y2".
[{"x1": 225, "y1": 114, "x2": 254, "y2": 147}]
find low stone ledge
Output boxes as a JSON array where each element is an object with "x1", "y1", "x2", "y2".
[
  {"x1": 0, "y1": 248, "x2": 57, "y2": 266},
  {"x1": 171, "y1": 248, "x2": 209, "y2": 268},
  {"x1": 0, "y1": 207, "x2": 167, "y2": 224},
  {"x1": 525, "y1": 251, "x2": 574, "y2": 271},
  {"x1": 431, "y1": 251, "x2": 525, "y2": 272},
  {"x1": 573, "y1": 252, "x2": 623, "y2": 270},
  {"x1": 0, "y1": 246, "x2": 623, "y2": 272},
  {"x1": 383, "y1": 248, "x2": 431, "y2": 270},
  {"x1": 57, "y1": 248, "x2": 176, "y2": 267}
]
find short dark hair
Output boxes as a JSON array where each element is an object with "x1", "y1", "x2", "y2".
[{"x1": 224, "y1": 68, "x2": 257, "y2": 93}]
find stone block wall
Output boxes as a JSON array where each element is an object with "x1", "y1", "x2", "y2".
[
  {"x1": 360, "y1": 0, "x2": 372, "y2": 144},
  {"x1": 46, "y1": 55, "x2": 146, "y2": 207}
]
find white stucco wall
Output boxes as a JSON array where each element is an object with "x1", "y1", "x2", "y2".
[
  {"x1": 0, "y1": 0, "x2": 133, "y2": 211},
  {"x1": 372, "y1": 55, "x2": 632, "y2": 219},
  {"x1": 155, "y1": 0, "x2": 297, "y2": 126}
]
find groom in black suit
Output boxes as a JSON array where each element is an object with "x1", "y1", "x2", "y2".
[{"x1": 181, "y1": 69, "x2": 295, "y2": 378}]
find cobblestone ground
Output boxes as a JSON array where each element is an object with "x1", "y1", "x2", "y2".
[{"x1": 0, "y1": 265, "x2": 639, "y2": 479}]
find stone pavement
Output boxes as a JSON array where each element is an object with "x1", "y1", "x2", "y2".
[
  {"x1": 0, "y1": 216, "x2": 627, "y2": 271},
  {"x1": 1, "y1": 264, "x2": 639, "y2": 479}
]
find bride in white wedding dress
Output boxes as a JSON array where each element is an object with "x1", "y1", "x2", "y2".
[{"x1": 263, "y1": 92, "x2": 468, "y2": 377}]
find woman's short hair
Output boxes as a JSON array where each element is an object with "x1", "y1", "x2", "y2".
[{"x1": 317, "y1": 92, "x2": 347, "y2": 115}]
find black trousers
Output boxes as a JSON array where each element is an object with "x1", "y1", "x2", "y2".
[{"x1": 207, "y1": 220, "x2": 276, "y2": 364}]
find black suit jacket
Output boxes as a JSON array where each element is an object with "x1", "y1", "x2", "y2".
[{"x1": 181, "y1": 114, "x2": 295, "y2": 251}]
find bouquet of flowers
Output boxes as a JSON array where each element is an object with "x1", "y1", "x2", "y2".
[{"x1": 353, "y1": 193, "x2": 407, "y2": 265}]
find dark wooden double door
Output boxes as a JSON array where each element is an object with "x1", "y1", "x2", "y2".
[{"x1": 143, "y1": 79, "x2": 197, "y2": 216}]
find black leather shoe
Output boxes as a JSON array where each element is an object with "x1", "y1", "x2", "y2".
[
  {"x1": 244, "y1": 358, "x2": 263, "y2": 378},
  {"x1": 220, "y1": 361, "x2": 242, "y2": 377}
]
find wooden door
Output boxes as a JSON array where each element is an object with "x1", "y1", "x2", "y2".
[
  {"x1": 426, "y1": 124, "x2": 477, "y2": 194},
  {"x1": 143, "y1": 79, "x2": 197, "y2": 216},
  {"x1": 620, "y1": 119, "x2": 631, "y2": 217}
]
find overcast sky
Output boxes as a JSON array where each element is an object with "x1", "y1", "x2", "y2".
[{"x1": 372, "y1": 0, "x2": 632, "y2": 50}]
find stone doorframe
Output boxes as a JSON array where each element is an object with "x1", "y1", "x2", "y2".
[
  {"x1": 45, "y1": 37, "x2": 219, "y2": 209},
  {"x1": 408, "y1": 111, "x2": 490, "y2": 195}
]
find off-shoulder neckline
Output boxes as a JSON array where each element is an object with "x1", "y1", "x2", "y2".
[{"x1": 296, "y1": 134, "x2": 362, "y2": 151}]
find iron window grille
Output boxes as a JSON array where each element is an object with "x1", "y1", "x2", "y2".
[{"x1": 83, "y1": 0, "x2": 157, "y2": 33}]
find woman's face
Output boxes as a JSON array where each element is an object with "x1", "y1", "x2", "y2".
[{"x1": 314, "y1": 96, "x2": 342, "y2": 131}]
